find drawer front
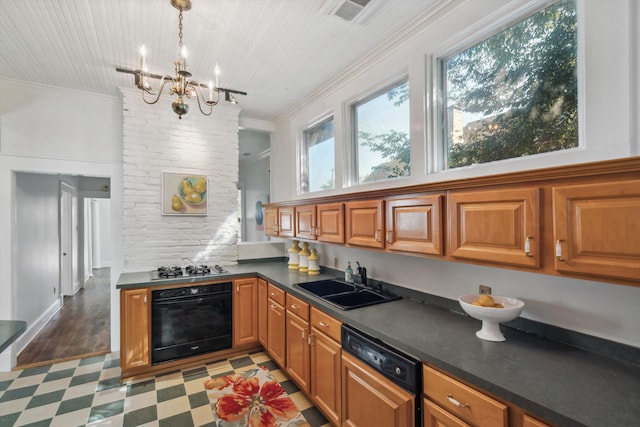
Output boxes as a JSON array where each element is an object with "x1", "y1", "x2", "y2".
[
  {"x1": 286, "y1": 293, "x2": 310, "y2": 321},
  {"x1": 267, "y1": 283, "x2": 286, "y2": 306},
  {"x1": 310, "y1": 307, "x2": 342, "y2": 343},
  {"x1": 423, "y1": 365, "x2": 507, "y2": 427}
]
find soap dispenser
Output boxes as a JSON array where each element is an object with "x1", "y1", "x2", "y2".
[{"x1": 345, "y1": 261, "x2": 354, "y2": 283}]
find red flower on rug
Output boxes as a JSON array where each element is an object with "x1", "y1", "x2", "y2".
[{"x1": 204, "y1": 366, "x2": 310, "y2": 427}]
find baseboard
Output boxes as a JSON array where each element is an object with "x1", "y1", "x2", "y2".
[{"x1": 14, "y1": 299, "x2": 62, "y2": 355}]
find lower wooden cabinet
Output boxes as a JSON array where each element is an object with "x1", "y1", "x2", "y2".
[
  {"x1": 267, "y1": 284, "x2": 286, "y2": 367},
  {"x1": 423, "y1": 365, "x2": 507, "y2": 427},
  {"x1": 342, "y1": 352, "x2": 415, "y2": 427},
  {"x1": 285, "y1": 310, "x2": 310, "y2": 393},
  {"x1": 120, "y1": 287, "x2": 151, "y2": 372},
  {"x1": 309, "y1": 307, "x2": 342, "y2": 426},
  {"x1": 232, "y1": 278, "x2": 258, "y2": 347}
]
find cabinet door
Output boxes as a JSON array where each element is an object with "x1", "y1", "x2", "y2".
[
  {"x1": 120, "y1": 288, "x2": 150, "y2": 370},
  {"x1": 233, "y1": 278, "x2": 258, "y2": 346},
  {"x1": 553, "y1": 179, "x2": 640, "y2": 281},
  {"x1": 423, "y1": 399, "x2": 470, "y2": 427},
  {"x1": 285, "y1": 311, "x2": 310, "y2": 393},
  {"x1": 448, "y1": 188, "x2": 539, "y2": 268},
  {"x1": 310, "y1": 328, "x2": 342, "y2": 426},
  {"x1": 264, "y1": 207, "x2": 278, "y2": 237},
  {"x1": 341, "y1": 352, "x2": 414, "y2": 427},
  {"x1": 317, "y1": 202, "x2": 345, "y2": 243},
  {"x1": 386, "y1": 195, "x2": 443, "y2": 256},
  {"x1": 257, "y1": 278, "x2": 268, "y2": 347},
  {"x1": 278, "y1": 207, "x2": 296, "y2": 237},
  {"x1": 346, "y1": 199, "x2": 385, "y2": 249},
  {"x1": 295, "y1": 204, "x2": 317, "y2": 240},
  {"x1": 267, "y1": 299, "x2": 286, "y2": 367}
]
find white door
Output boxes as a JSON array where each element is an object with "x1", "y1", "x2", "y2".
[{"x1": 60, "y1": 184, "x2": 74, "y2": 296}]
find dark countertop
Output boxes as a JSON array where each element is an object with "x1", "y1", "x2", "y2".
[
  {"x1": 117, "y1": 261, "x2": 640, "y2": 427},
  {"x1": 0, "y1": 320, "x2": 27, "y2": 354}
]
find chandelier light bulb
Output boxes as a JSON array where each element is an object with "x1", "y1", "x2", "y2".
[{"x1": 214, "y1": 63, "x2": 221, "y2": 88}]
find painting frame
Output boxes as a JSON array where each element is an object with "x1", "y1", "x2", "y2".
[{"x1": 162, "y1": 172, "x2": 208, "y2": 216}]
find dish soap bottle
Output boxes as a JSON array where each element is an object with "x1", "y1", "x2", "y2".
[{"x1": 345, "y1": 261, "x2": 354, "y2": 283}]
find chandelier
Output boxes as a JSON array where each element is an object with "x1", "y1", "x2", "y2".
[{"x1": 116, "y1": 0, "x2": 246, "y2": 119}]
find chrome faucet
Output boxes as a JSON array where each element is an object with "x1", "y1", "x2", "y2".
[{"x1": 355, "y1": 261, "x2": 367, "y2": 286}]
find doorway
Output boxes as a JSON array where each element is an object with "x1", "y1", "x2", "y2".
[{"x1": 15, "y1": 173, "x2": 112, "y2": 367}]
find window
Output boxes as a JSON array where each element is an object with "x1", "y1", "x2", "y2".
[
  {"x1": 301, "y1": 117, "x2": 334, "y2": 193},
  {"x1": 444, "y1": 0, "x2": 578, "y2": 169},
  {"x1": 352, "y1": 80, "x2": 410, "y2": 184}
]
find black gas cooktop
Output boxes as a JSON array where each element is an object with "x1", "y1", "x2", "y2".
[{"x1": 153, "y1": 264, "x2": 229, "y2": 280}]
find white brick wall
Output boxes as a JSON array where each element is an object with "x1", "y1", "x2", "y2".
[{"x1": 121, "y1": 88, "x2": 240, "y2": 271}]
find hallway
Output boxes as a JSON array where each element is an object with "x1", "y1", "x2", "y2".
[{"x1": 17, "y1": 268, "x2": 111, "y2": 368}]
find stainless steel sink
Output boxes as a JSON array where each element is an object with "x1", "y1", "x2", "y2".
[{"x1": 295, "y1": 279, "x2": 400, "y2": 310}]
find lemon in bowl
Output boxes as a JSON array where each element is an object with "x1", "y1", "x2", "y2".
[{"x1": 459, "y1": 294, "x2": 525, "y2": 342}]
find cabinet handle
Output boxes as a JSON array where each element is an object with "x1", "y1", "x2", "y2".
[
  {"x1": 447, "y1": 394, "x2": 470, "y2": 409},
  {"x1": 308, "y1": 333, "x2": 314, "y2": 346},
  {"x1": 387, "y1": 230, "x2": 393, "y2": 243},
  {"x1": 375, "y1": 230, "x2": 381, "y2": 242},
  {"x1": 236, "y1": 285, "x2": 239, "y2": 293},
  {"x1": 290, "y1": 304, "x2": 299, "y2": 310},
  {"x1": 524, "y1": 236, "x2": 532, "y2": 256},
  {"x1": 315, "y1": 226, "x2": 320, "y2": 236},
  {"x1": 301, "y1": 328, "x2": 306, "y2": 339},
  {"x1": 144, "y1": 295, "x2": 147, "y2": 304},
  {"x1": 318, "y1": 321, "x2": 329, "y2": 328},
  {"x1": 556, "y1": 239, "x2": 564, "y2": 260},
  {"x1": 270, "y1": 304, "x2": 278, "y2": 309},
  {"x1": 270, "y1": 292, "x2": 276, "y2": 297}
]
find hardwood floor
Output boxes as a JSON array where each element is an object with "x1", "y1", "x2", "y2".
[{"x1": 16, "y1": 268, "x2": 111, "y2": 368}]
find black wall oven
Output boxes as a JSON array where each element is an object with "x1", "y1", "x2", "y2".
[{"x1": 151, "y1": 282, "x2": 232, "y2": 364}]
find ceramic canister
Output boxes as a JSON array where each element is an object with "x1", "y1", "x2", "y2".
[
  {"x1": 308, "y1": 248, "x2": 320, "y2": 275},
  {"x1": 298, "y1": 242, "x2": 310, "y2": 273},
  {"x1": 288, "y1": 240, "x2": 301, "y2": 269}
]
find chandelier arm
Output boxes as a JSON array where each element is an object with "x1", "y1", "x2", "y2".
[
  {"x1": 140, "y1": 77, "x2": 176, "y2": 105},
  {"x1": 188, "y1": 82, "x2": 218, "y2": 115}
]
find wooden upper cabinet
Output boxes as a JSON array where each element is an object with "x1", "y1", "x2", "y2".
[
  {"x1": 346, "y1": 199, "x2": 385, "y2": 249},
  {"x1": 386, "y1": 195, "x2": 444, "y2": 256},
  {"x1": 295, "y1": 204, "x2": 316, "y2": 240},
  {"x1": 317, "y1": 203, "x2": 345, "y2": 243},
  {"x1": 264, "y1": 206, "x2": 278, "y2": 237},
  {"x1": 278, "y1": 207, "x2": 295, "y2": 237},
  {"x1": 264, "y1": 206, "x2": 295, "y2": 237},
  {"x1": 553, "y1": 179, "x2": 640, "y2": 281},
  {"x1": 448, "y1": 187, "x2": 540, "y2": 268}
]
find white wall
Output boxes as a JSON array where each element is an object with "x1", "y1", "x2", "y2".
[
  {"x1": 0, "y1": 79, "x2": 123, "y2": 370},
  {"x1": 270, "y1": 1, "x2": 640, "y2": 347},
  {"x1": 120, "y1": 89, "x2": 241, "y2": 271},
  {"x1": 92, "y1": 198, "x2": 111, "y2": 268},
  {"x1": 240, "y1": 156, "x2": 271, "y2": 242}
]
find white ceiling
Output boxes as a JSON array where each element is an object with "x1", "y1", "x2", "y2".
[{"x1": 0, "y1": 0, "x2": 441, "y2": 122}]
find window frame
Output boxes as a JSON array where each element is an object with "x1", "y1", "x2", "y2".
[
  {"x1": 348, "y1": 77, "x2": 411, "y2": 186},
  {"x1": 299, "y1": 114, "x2": 335, "y2": 194},
  {"x1": 434, "y1": 0, "x2": 582, "y2": 171}
]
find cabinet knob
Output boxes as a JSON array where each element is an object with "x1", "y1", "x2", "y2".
[
  {"x1": 524, "y1": 235, "x2": 532, "y2": 256},
  {"x1": 319, "y1": 321, "x2": 329, "y2": 328},
  {"x1": 556, "y1": 239, "x2": 564, "y2": 260},
  {"x1": 290, "y1": 304, "x2": 299, "y2": 310}
]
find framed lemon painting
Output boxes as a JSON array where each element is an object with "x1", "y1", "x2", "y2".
[{"x1": 162, "y1": 172, "x2": 208, "y2": 216}]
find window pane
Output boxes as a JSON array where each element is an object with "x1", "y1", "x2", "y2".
[
  {"x1": 302, "y1": 118, "x2": 334, "y2": 193},
  {"x1": 445, "y1": 0, "x2": 578, "y2": 168},
  {"x1": 354, "y1": 81, "x2": 410, "y2": 184}
]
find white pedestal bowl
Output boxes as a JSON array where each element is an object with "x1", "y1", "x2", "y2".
[{"x1": 458, "y1": 294, "x2": 525, "y2": 342}]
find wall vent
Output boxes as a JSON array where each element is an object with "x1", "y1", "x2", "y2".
[{"x1": 330, "y1": 0, "x2": 372, "y2": 22}]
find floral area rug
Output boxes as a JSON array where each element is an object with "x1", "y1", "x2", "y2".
[{"x1": 204, "y1": 366, "x2": 310, "y2": 427}]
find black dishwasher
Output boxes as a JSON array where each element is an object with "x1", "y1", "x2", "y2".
[{"x1": 342, "y1": 324, "x2": 421, "y2": 425}]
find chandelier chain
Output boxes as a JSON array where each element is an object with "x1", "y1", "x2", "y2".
[{"x1": 178, "y1": 10, "x2": 184, "y2": 49}]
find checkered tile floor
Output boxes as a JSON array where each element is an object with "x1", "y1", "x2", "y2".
[{"x1": 0, "y1": 351, "x2": 330, "y2": 427}]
